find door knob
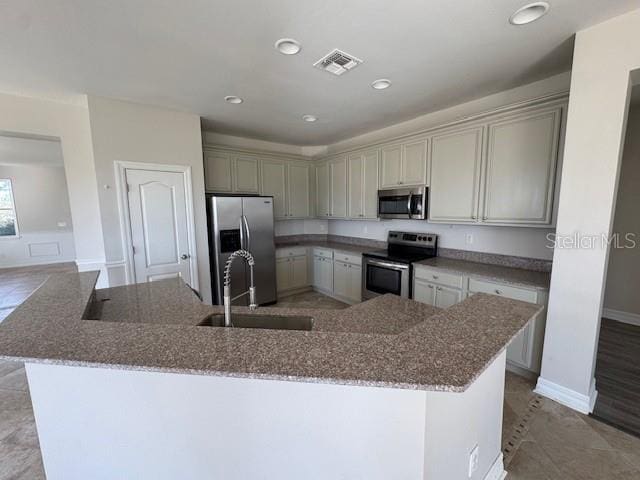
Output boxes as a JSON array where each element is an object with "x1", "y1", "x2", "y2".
[{"x1": 180, "y1": 254, "x2": 190, "y2": 260}]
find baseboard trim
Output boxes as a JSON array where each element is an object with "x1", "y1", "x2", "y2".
[
  {"x1": 0, "y1": 258, "x2": 76, "y2": 269},
  {"x1": 506, "y1": 362, "x2": 538, "y2": 380},
  {"x1": 602, "y1": 308, "x2": 640, "y2": 327},
  {"x1": 534, "y1": 377, "x2": 598, "y2": 414},
  {"x1": 484, "y1": 453, "x2": 507, "y2": 480}
]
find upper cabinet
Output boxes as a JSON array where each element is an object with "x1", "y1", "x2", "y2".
[
  {"x1": 348, "y1": 149, "x2": 379, "y2": 219},
  {"x1": 329, "y1": 156, "x2": 347, "y2": 218},
  {"x1": 203, "y1": 148, "x2": 313, "y2": 220},
  {"x1": 204, "y1": 151, "x2": 233, "y2": 193},
  {"x1": 482, "y1": 108, "x2": 561, "y2": 225},
  {"x1": 316, "y1": 161, "x2": 330, "y2": 218},
  {"x1": 380, "y1": 140, "x2": 427, "y2": 188},
  {"x1": 429, "y1": 127, "x2": 484, "y2": 222}
]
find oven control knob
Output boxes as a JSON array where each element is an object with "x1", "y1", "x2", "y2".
[{"x1": 427, "y1": 236, "x2": 433, "y2": 242}]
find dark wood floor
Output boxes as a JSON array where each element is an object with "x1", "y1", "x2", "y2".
[{"x1": 593, "y1": 318, "x2": 640, "y2": 437}]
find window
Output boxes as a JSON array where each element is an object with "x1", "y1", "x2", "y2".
[{"x1": 0, "y1": 179, "x2": 18, "y2": 237}]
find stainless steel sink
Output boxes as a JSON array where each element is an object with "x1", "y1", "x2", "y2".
[{"x1": 199, "y1": 313, "x2": 314, "y2": 331}]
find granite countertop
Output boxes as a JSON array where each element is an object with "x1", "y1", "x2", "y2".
[
  {"x1": 414, "y1": 257, "x2": 551, "y2": 290},
  {"x1": 0, "y1": 271, "x2": 541, "y2": 392},
  {"x1": 275, "y1": 240, "x2": 380, "y2": 255}
]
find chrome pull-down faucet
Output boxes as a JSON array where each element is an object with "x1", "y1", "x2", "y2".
[{"x1": 223, "y1": 249, "x2": 258, "y2": 327}]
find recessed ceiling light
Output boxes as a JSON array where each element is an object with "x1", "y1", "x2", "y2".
[
  {"x1": 224, "y1": 95, "x2": 243, "y2": 104},
  {"x1": 509, "y1": 2, "x2": 550, "y2": 25},
  {"x1": 302, "y1": 114, "x2": 317, "y2": 123},
  {"x1": 371, "y1": 79, "x2": 392, "y2": 90},
  {"x1": 275, "y1": 38, "x2": 301, "y2": 55}
]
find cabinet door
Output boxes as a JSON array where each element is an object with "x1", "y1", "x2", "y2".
[
  {"x1": 321, "y1": 258, "x2": 334, "y2": 292},
  {"x1": 290, "y1": 255, "x2": 308, "y2": 289},
  {"x1": 316, "y1": 162, "x2": 330, "y2": 218},
  {"x1": 362, "y1": 150, "x2": 379, "y2": 219},
  {"x1": 429, "y1": 127, "x2": 484, "y2": 222},
  {"x1": 330, "y1": 157, "x2": 347, "y2": 218},
  {"x1": 402, "y1": 140, "x2": 427, "y2": 185},
  {"x1": 434, "y1": 286, "x2": 463, "y2": 309},
  {"x1": 380, "y1": 144, "x2": 402, "y2": 188},
  {"x1": 288, "y1": 163, "x2": 311, "y2": 218},
  {"x1": 261, "y1": 160, "x2": 287, "y2": 219},
  {"x1": 313, "y1": 256, "x2": 323, "y2": 289},
  {"x1": 204, "y1": 151, "x2": 233, "y2": 192},
  {"x1": 349, "y1": 264, "x2": 362, "y2": 302},
  {"x1": 234, "y1": 155, "x2": 259, "y2": 193},
  {"x1": 413, "y1": 279, "x2": 436, "y2": 305},
  {"x1": 276, "y1": 258, "x2": 290, "y2": 292},
  {"x1": 483, "y1": 109, "x2": 561, "y2": 224},
  {"x1": 347, "y1": 153, "x2": 364, "y2": 218},
  {"x1": 333, "y1": 262, "x2": 350, "y2": 298}
]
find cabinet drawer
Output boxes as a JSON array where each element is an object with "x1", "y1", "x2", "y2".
[
  {"x1": 468, "y1": 278, "x2": 537, "y2": 303},
  {"x1": 276, "y1": 247, "x2": 307, "y2": 258},
  {"x1": 334, "y1": 252, "x2": 361, "y2": 266},
  {"x1": 313, "y1": 248, "x2": 333, "y2": 259},
  {"x1": 414, "y1": 267, "x2": 463, "y2": 289}
]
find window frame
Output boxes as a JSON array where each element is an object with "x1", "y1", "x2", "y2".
[{"x1": 0, "y1": 178, "x2": 19, "y2": 239}]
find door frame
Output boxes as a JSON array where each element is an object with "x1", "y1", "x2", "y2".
[{"x1": 114, "y1": 161, "x2": 199, "y2": 290}]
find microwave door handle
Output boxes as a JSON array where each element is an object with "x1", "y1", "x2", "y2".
[{"x1": 407, "y1": 192, "x2": 413, "y2": 219}]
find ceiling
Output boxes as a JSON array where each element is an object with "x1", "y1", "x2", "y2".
[
  {"x1": 0, "y1": 135, "x2": 64, "y2": 167},
  {"x1": 0, "y1": 1, "x2": 638, "y2": 146}
]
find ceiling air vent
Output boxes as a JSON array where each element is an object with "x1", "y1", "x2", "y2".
[{"x1": 313, "y1": 49, "x2": 363, "y2": 76}]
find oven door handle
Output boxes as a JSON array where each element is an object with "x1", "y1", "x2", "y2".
[
  {"x1": 366, "y1": 259, "x2": 409, "y2": 270},
  {"x1": 407, "y1": 192, "x2": 413, "y2": 219}
]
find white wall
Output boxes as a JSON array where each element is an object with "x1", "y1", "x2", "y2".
[
  {"x1": 536, "y1": 8, "x2": 640, "y2": 414},
  {"x1": 0, "y1": 92, "x2": 106, "y2": 284},
  {"x1": 87, "y1": 97, "x2": 211, "y2": 302},
  {"x1": 603, "y1": 104, "x2": 640, "y2": 316},
  {"x1": 0, "y1": 163, "x2": 76, "y2": 267}
]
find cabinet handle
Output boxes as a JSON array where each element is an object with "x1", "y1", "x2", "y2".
[
  {"x1": 432, "y1": 275, "x2": 439, "y2": 279},
  {"x1": 471, "y1": 215, "x2": 476, "y2": 220},
  {"x1": 483, "y1": 216, "x2": 487, "y2": 221},
  {"x1": 427, "y1": 285, "x2": 434, "y2": 289},
  {"x1": 436, "y1": 286, "x2": 442, "y2": 291},
  {"x1": 495, "y1": 289, "x2": 502, "y2": 295}
]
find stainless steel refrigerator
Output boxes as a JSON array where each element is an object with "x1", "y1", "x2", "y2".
[{"x1": 207, "y1": 195, "x2": 277, "y2": 306}]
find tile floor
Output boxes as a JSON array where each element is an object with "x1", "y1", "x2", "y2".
[{"x1": 1, "y1": 268, "x2": 640, "y2": 479}]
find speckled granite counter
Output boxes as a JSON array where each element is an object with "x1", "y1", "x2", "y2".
[
  {"x1": 0, "y1": 271, "x2": 541, "y2": 392},
  {"x1": 414, "y1": 257, "x2": 551, "y2": 290},
  {"x1": 275, "y1": 240, "x2": 380, "y2": 255}
]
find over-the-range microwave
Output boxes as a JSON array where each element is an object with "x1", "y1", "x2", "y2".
[{"x1": 377, "y1": 186, "x2": 427, "y2": 220}]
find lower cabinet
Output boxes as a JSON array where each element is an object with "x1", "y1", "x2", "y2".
[
  {"x1": 333, "y1": 261, "x2": 362, "y2": 303},
  {"x1": 276, "y1": 248, "x2": 309, "y2": 293},
  {"x1": 413, "y1": 265, "x2": 547, "y2": 374},
  {"x1": 313, "y1": 255, "x2": 334, "y2": 292}
]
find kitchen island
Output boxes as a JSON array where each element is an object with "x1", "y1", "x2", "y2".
[{"x1": 0, "y1": 272, "x2": 540, "y2": 480}]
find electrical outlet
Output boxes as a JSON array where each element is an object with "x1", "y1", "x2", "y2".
[
  {"x1": 57, "y1": 221, "x2": 67, "y2": 228},
  {"x1": 465, "y1": 233, "x2": 473, "y2": 245},
  {"x1": 468, "y1": 445, "x2": 479, "y2": 477}
]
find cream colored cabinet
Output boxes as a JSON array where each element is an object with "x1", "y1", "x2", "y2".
[
  {"x1": 233, "y1": 155, "x2": 260, "y2": 193},
  {"x1": 204, "y1": 151, "x2": 233, "y2": 192},
  {"x1": 316, "y1": 162, "x2": 330, "y2": 218},
  {"x1": 429, "y1": 127, "x2": 484, "y2": 222},
  {"x1": 261, "y1": 160, "x2": 287, "y2": 219},
  {"x1": 288, "y1": 162, "x2": 311, "y2": 218},
  {"x1": 413, "y1": 279, "x2": 462, "y2": 309},
  {"x1": 348, "y1": 150, "x2": 379, "y2": 219},
  {"x1": 329, "y1": 157, "x2": 347, "y2": 218},
  {"x1": 333, "y1": 260, "x2": 361, "y2": 302},
  {"x1": 380, "y1": 140, "x2": 427, "y2": 188},
  {"x1": 313, "y1": 255, "x2": 333, "y2": 292},
  {"x1": 482, "y1": 108, "x2": 561, "y2": 225},
  {"x1": 276, "y1": 248, "x2": 309, "y2": 293},
  {"x1": 413, "y1": 279, "x2": 436, "y2": 305}
]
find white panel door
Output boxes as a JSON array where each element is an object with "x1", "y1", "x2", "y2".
[
  {"x1": 126, "y1": 169, "x2": 192, "y2": 284},
  {"x1": 347, "y1": 153, "x2": 364, "y2": 218},
  {"x1": 290, "y1": 255, "x2": 308, "y2": 289},
  {"x1": 434, "y1": 286, "x2": 463, "y2": 309},
  {"x1": 316, "y1": 162, "x2": 330, "y2": 218},
  {"x1": 330, "y1": 157, "x2": 347, "y2": 218},
  {"x1": 429, "y1": 127, "x2": 484, "y2": 222},
  {"x1": 483, "y1": 108, "x2": 561, "y2": 224},
  {"x1": 413, "y1": 280, "x2": 435, "y2": 306},
  {"x1": 380, "y1": 144, "x2": 402, "y2": 188},
  {"x1": 288, "y1": 163, "x2": 311, "y2": 218},
  {"x1": 402, "y1": 140, "x2": 427, "y2": 186},
  {"x1": 261, "y1": 160, "x2": 287, "y2": 219},
  {"x1": 204, "y1": 151, "x2": 232, "y2": 192},
  {"x1": 333, "y1": 261, "x2": 350, "y2": 298},
  {"x1": 349, "y1": 264, "x2": 362, "y2": 302},
  {"x1": 233, "y1": 155, "x2": 259, "y2": 193}
]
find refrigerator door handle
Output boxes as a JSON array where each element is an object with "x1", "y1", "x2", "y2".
[
  {"x1": 242, "y1": 215, "x2": 251, "y2": 251},
  {"x1": 239, "y1": 217, "x2": 246, "y2": 250}
]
